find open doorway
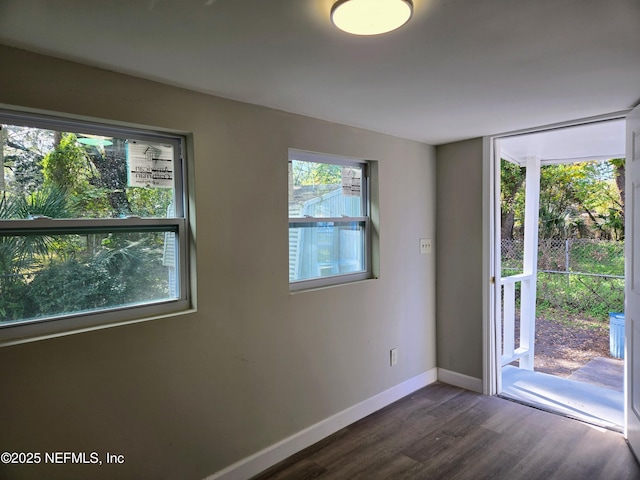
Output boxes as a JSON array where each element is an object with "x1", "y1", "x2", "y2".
[{"x1": 493, "y1": 117, "x2": 626, "y2": 430}]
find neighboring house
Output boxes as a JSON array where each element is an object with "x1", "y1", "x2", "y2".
[{"x1": 289, "y1": 185, "x2": 362, "y2": 282}]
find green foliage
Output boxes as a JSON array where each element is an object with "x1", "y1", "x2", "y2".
[
  {"x1": 127, "y1": 187, "x2": 173, "y2": 217},
  {"x1": 41, "y1": 133, "x2": 89, "y2": 192},
  {"x1": 1, "y1": 124, "x2": 50, "y2": 195},
  {"x1": 536, "y1": 272, "x2": 624, "y2": 320},
  {"x1": 1, "y1": 125, "x2": 175, "y2": 323},
  {"x1": 24, "y1": 236, "x2": 169, "y2": 320},
  {"x1": 292, "y1": 161, "x2": 342, "y2": 187},
  {"x1": 40, "y1": 133, "x2": 113, "y2": 217},
  {"x1": 0, "y1": 279, "x2": 32, "y2": 321},
  {"x1": 23, "y1": 186, "x2": 75, "y2": 219},
  {"x1": 501, "y1": 160, "x2": 525, "y2": 205},
  {"x1": 0, "y1": 187, "x2": 72, "y2": 269},
  {"x1": 503, "y1": 239, "x2": 624, "y2": 320},
  {"x1": 569, "y1": 241, "x2": 624, "y2": 276},
  {"x1": 501, "y1": 159, "x2": 624, "y2": 240},
  {"x1": 610, "y1": 158, "x2": 625, "y2": 169},
  {"x1": 28, "y1": 259, "x2": 117, "y2": 315},
  {"x1": 0, "y1": 188, "x2": 77, "y2": 320}
]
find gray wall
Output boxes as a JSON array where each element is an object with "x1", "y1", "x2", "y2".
[
  {"x1": 435, "y1": 138, "x2": 484, "y2": 379},
  {"x1": 0, "y1": 45, "x2": 437, "y2": 480}
]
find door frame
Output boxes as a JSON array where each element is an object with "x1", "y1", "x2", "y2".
[
  {"x1": 482, "y1": 110, "x2": 632, "y2": 397},
  {"x1": 625, "y1": 104, "x2": 640, "y2": 454}
]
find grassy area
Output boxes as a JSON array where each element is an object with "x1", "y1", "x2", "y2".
[
  {"x1": 537, "y1": 272, "x2": 623, "y2": 319},
  {"x1": 569, "y1": 241, "x2": 624, "y2": 276},
  {"x1": 536, "y1": 305, "x2": 613, "y2": 330},
  {"x1": 502, "y1": 240, "x2": 624, "y2": 321}
]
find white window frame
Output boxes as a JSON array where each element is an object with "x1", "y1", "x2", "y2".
[
  {"x1": 0, "y1": 109, "x2": 191, "y2": 345},
  {"x1": 288, "y1": 149, "x2": 371, "y2": 291}
]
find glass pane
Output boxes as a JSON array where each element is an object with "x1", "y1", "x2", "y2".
[
  {"x1": 289, "y1": 221, "x2": 365, "y2": 282},
  {"x1": 288, "y1": 160, "x2": 363, "y2": 218},
  {"x1": 1, "y1": 123, "x2": 176, "y2": 220},
  {"x1": 0, "y1": 229, "x2": 178, "y2": 325}
]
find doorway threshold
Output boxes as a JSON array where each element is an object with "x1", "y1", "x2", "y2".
[{"x1": 500, "y1": 365, "x2": 623, "y2": 431}]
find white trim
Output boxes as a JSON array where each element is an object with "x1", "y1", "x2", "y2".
[
  {"x1": 519, "y1": 156, "x2": 541, "y2": 370},
  {"x1": 437, "y1": 368, "x2": 483, "y2": 393},
  {"x1": 288, "y1": 148, "x2": 365, "y2": 168},
  {"x1": 482, "y1": 136, "x2": 496, "y2": 396},
  {"x1": 484, "y1": 110, "x2": 630, "y2": 399},
  {"x1": 202, "y1": 368, "x2": 438, "y2": 480},
  {"x1": 288, "y1": 149, "x2": 371, "y2": 291},
  {"x1": 0, "y1": 108, "x2": 192, "y2": 346},
  {"x1": 492, "y1": 110, "x2": 631, "y2": 140}
]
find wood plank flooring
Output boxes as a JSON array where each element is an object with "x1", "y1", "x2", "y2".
[{"x1": 251, "y1": 382, "x2": 640, "y2": 480}]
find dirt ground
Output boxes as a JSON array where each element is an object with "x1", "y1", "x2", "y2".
[{"x1": 533, "y1": 314, "x2": 613, "y2": 377}]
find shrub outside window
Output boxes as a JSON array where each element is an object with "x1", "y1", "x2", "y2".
[
  {"x1": 288, "y1": 150, "x2": 370, "y2": 290},
  {"x1": 0, "y1": 110, "x2": 190, "y2": 344}
]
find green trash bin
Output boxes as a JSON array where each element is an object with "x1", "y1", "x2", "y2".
[{"x1": 609, "y1": 312, "x2": 625, "y2": 359}]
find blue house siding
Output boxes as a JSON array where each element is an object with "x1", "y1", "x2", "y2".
[{"x1": 289, "y1": 188, "x2": 363, "y2": 282}]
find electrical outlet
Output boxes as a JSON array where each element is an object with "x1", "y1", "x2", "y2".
[
  {"x1": 390, "y1": 348, "x2": 398, "y2": 366},
  {"x1": 420, "y1": 238, "x2": 432, "y2": 254}
]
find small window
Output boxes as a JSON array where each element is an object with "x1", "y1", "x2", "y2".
[
  {"x1": 288, "y1": 150, "x2": 370, "y2": 290},
  {"x1": 0, "y1": 110, "x2": 190, "y2": 343}
]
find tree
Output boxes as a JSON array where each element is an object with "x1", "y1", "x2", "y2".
[
  {"x1": 610, "y1": 158, "x2": 625, "y2": 238},
  {"x1": 83, "y1": 138, "x2": 133, "y2": 216},
  {"x1": 41, "y1": 134, "x2": 134, "y2": 217},
  {"x1": 538, "y1": 163, "x2": 586, "y2": 238},
  {"x1": 500, "y1": 160, "x2": 525, "y2": 240},
  {"x1": 1, "y1": 124, "x2": 51, "y2": 195},
  {"x1": 2, "y1": 124, "x2": 172, "y2": 320},
  {"x1": 500, "y1": 159, "x2": 624, "y2": 240},
  {"x1": 0, "y1": 187, "x2": 73, "y2": 320},
  {"x1": 292, "y1": 160, "x2": 342, "y2": 188}
]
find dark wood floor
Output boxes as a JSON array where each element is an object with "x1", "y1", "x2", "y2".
[{"x1": 252, "y1": 382, "x2": 640, "y2": 480}]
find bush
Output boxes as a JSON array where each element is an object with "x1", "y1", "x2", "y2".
[
  {"x1": 28, "y1": 259, "x2": 121, "y2": 316},
  {"x1": 0, "y1": 277, "x2": 34, "y2": 321},
  {"x1": 17, "y1": 239, "x2": 170, "y2": 320}
]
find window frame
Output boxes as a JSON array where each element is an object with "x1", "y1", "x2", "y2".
[
  {"x1": 0, "y1": 109, "x2": 192, "y2": 345},
  {"x1": 288, "y1": 149, "x2": 371, "y2": 291}
]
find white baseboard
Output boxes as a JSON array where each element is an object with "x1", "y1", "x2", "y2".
[
  {"x1": 204, "y1": 368, "x2": 438, "y2": 480},
  {"x1": 437, "y1": 368, "x2": 483, "y2": 393}
]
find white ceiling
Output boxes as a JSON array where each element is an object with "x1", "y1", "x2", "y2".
[
  {"x1": 0, "y1": 0, "x2": 639, "y2": 145},
  {"x1": 501, "y1": 118, "x2": 626, "y2": 165}
]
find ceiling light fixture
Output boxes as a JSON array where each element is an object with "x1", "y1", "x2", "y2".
[{"x1": 331, "y1": 0, "x2": 413, "y2": 36}]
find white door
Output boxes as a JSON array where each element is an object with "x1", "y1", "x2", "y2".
[{"x1": 626, "y1": 104, "x2": 640, "y2": 455}]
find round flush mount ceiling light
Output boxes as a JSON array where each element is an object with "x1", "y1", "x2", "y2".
[{"x1": 331, "y1": 0, "x2": 413, "y2": 36}]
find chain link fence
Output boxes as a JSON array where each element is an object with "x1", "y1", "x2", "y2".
[{"x1": 502, "y1": 239, "x2": 624, "y2": 317}]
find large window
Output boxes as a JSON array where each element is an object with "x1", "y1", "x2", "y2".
[
  {"x1": 288, "y1": 150, "x2": 370, "y2": 290},
  {"x1": 0, "y1": 110, "x2": 190, "y2": 343}
]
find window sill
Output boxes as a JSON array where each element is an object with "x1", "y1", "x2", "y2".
[
  {"x1": 0, "y1": 301, "x2": 195, "y2": 347},
  {"x1": 289, "y1": 275, "x2": 377, "y2": 295}
]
